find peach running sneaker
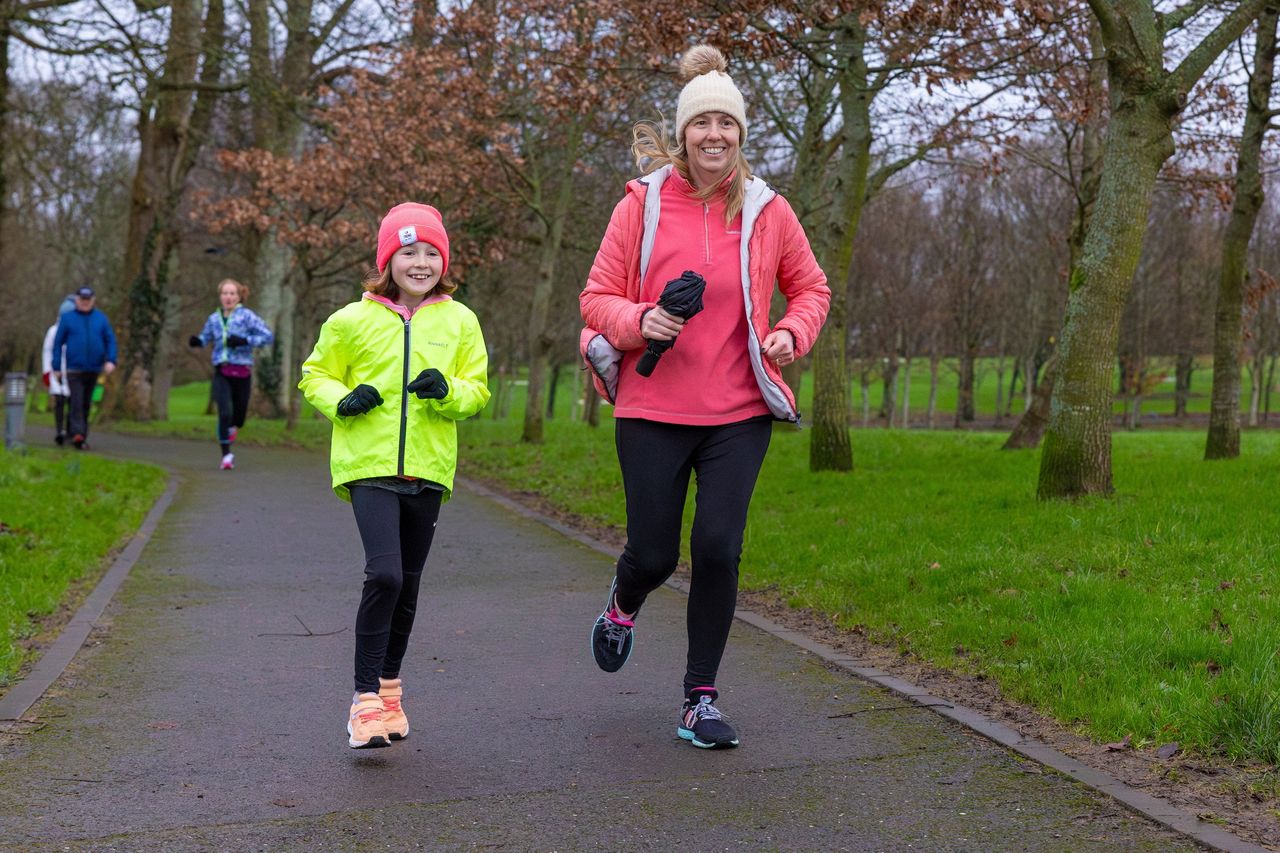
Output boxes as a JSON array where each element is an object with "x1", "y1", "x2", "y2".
[
  {"x1": 347, "y1": 692, "x2": 390, "y2": 749},
  {"x1": 378, "y1": 677, "x2": 409, "y2": 740}
]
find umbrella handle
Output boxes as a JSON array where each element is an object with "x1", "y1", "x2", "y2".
[{"x1": 635, "y1": 349, "x2": 661, "y2": 377}]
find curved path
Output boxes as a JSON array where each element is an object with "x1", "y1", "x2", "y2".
[{"x1": 0, "y1": 429, "x2": 1205, "y2": 851}]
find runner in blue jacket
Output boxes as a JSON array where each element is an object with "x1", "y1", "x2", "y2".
[{"x1": 51, "y1": 286, "x2": 117, "y2": 450}]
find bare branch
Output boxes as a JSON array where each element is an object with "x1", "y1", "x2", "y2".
[
  {"x1": 1159, "y1": 0, "x2": 1216, "y2": 33},
  {"x1": 1172, "y1": 0, "x2": 1268, "y2": 94}
]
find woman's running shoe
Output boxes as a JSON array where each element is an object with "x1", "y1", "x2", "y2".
[
  {"x1": 590, "y1": 577, "x2": 635, "y2": 672},
  {"x1": 678, "y1": 687, "x2": 739, "y2": 749}
]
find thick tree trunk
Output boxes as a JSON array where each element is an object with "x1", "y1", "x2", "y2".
[
  {"x1": 1038, "y1": 96, "x2": 1173, "y2": 498},
  {"x1": 810, "y1": 18, "x2": 871, "y2": 471},
  {"x1": 1206, "y1": 6, "x2": 1277, "y2": 459},
  {"x1": 956, "y1": 348, "x2": 976, "y2": 425}
]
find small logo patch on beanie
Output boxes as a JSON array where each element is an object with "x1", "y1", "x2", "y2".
[{"x1": 398, "y1": 226, "x2": 418, "y2": 246}]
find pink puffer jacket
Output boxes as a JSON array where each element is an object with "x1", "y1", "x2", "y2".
[{"x1": 580, "y1": 165, "x2": 830, "y2": 422}]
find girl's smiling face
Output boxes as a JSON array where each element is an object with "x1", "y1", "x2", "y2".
[
  {"x1": 219, "y1": 282, "x2": 241, "y2": 311},
  {"x1": 684, "y1": 111, "x2": 740, "y2": 189},
  {"x1": 390, "y1": 241, "x2": 444, "y2": 306}
]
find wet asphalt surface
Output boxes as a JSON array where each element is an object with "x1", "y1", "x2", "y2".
[{"x1": 0, "y1": 428, "x2": 1204, "y2": 851}]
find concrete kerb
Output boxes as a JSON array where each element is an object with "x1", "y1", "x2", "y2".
[
  {"x1": 458, "y1": 475, "x2": 1270, "y2": 853},
  {"x1": 0, "y1": 474, "x2": 178, "y2": 725}
]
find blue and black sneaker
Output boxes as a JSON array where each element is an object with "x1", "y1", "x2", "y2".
[
  {"x1": 590, "y1": 577, "x2": 636, "y2": 672},
  {"x1": 678, "y1": 687, "x2": 739, "y2": 749}
]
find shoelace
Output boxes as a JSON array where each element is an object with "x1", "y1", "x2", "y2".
[
  {"x1": 686, "y1": 699, "x2": 723, "y2": 726},
  {"x1": 601, "y1": 619, "x2": 631, "y2": 652},
  {"x1": 383, "y1": 697, "x2": 401, "y2": 712}
]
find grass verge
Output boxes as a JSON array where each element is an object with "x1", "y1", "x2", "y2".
[{"x1": 0, "y1": 448, "x2": 167, "y2": 689}]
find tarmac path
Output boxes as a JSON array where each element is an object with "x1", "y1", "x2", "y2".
[{"x1": 0, "y1": 429, "x2": 1203, "y2": 851}]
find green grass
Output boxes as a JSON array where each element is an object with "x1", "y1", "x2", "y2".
[
  {"x1": 0, "y1": 448, "x2": 167, "y2": 688},
  {"x1": 457, "y1": 417, "x2": 1280, "y2": 764}
]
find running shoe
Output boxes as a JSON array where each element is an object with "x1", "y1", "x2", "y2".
[
  {"x1": 678, "y1": 687, "x2": 739, "y2": 749},
  {"x1": 347, "y1": 692, "x2": 390, "y2": 749},
  {"x1": 220, "y1": 453, "x2": 235, "y2": 470},
  {"x1": 72, "y1": 434, "x2": 86, "y2": 450},
  {"x1": 590, "y1": 577, "x2": 635, "y2": 672},
  {"x1": 55, "y1": 433, "x2": 65, "y2": 446},
  {"x1": 378, "y1": 677, "x2": 409, "y2": 741}
]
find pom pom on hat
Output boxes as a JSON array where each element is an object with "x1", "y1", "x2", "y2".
[
  {"x1": 376, "y1": 202, "x2": 450, "y2": 276},
  {"x1": 675, "y1": 45, "x2": 748, "y2": 144}
]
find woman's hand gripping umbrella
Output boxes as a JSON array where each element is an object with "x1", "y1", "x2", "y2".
[{"x1": 636, "y1": 270, "x2": 706, "y2": 376}]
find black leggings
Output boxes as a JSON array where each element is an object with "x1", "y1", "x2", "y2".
[
  {"x1": 349, "y1": 485, "x2": 443, "y2": 693},
  {"x1": 612, "y1": 416, "x2": 772, "y2": 693},
  {"x1": 212, "y1": 369, "x2": 252, "y2": 453}
]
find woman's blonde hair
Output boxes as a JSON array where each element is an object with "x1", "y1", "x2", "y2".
[
  {"x1": 218, "y1": 278, "x2": 249, "y2": 302},
  {"x1": 362, "y1": 264, "x2": 457, "y2": 299},
  {"x1": 632, "y1": 119, "x2": 750, "y2": 225}
]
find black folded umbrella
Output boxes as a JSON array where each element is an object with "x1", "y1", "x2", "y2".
[{"x1": 636, "y1": 270, "x2": 706, "y2": 377}]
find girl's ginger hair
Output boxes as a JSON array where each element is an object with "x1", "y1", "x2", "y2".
[
  {"x1": 218, "y1": 278, "x2": 249, "y2": 302},
  {"x1": 362, "y1": 264, "x2": 457, "y2": 299}
]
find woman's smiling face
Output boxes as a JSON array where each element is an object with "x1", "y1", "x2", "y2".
[{"x1": 684, "y1": 112, "x2": 740, "y2": 189}]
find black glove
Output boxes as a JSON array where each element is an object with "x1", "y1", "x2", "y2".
[
  {"x1": 336, "y1": 384, "x2": 384, "y2": 417},
  {"x1": 188, "y1": 335, "x2": 203, "y2": 348},
  {"x1": 407, "y1": 368, "x2": 449, "y2": 400},
  {"x1": 225, "y1": 334, "x2": 249, "y2": 347}
]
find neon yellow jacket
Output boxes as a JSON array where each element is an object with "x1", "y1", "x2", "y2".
[{"x1": 299, "y1": 293, "x2": 490, "y2": 502}]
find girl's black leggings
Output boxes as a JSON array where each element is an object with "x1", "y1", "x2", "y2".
[
  {"x1": 612, "y1": 415, "x2": 773, "y2": 694},
  {"x1": 349, "y1": 485, "x2": 442, "y2": 693},
  {"x1": 211, "y1": 369, "x2": 251, "y2": 452}
]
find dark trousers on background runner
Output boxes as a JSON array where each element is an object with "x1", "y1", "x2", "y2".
[
  {"x1": 52, "y1": 393, "x2": 69, "y2": 438},
  {"x1": 65, "y1": 371, "x2": 99, "y2": 440},
  {"x1": 612, "y1": 415, "x2": 773, "y2": 693},
  {"x1": 349, "y1": 485, "x2": 443, "y2": 694},
  {"x1": 211, "y1": 369, "x2": 252, "y2": 453}
]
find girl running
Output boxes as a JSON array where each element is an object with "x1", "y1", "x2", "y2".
[
  {"x1": 299, "y1": 203, "x2": 490, "y2": 749},
  {"x1": 188, "y1": 279, "x2": 274, "y2": 469}
]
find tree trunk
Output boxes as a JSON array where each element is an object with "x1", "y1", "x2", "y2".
[
  {"x1": 994, "y1": 354, "x2": 1006, "y2": 424},
  {"x1": 545, "y1": 362, "x2": 560, "y2": 419},
  {"x1": 114, "y1": 0, "x2": 206, "y2": 420},
  {"x1": 521, "y1": 128, "x2": 581, "y2": 444},
  {"x1": 1004, "y1": 351, "x2": 1058, "y2": 449},
  {"x1": 926, "y1": 355, "x2": 939, "y2": 429},
  {"x1": 1206, "y1": 6, "x2": 1277, "y2": 459},
  {"x1": 900, "y1": 354, "x2": 912, "y2": 427},
  {"x1": 859, "y1": 367, "x2": 871, "y2": 429},
  {"x1": 1248, "y1": 354, "x2": 1263, "y2": 426},
  {"x1": 956, "y1": 348, "x2": 976, "y2": 425},
  {"x1": 583, "y1": 380, "x2": 600, "y2": 427},
  {"x1": 810, "y1": 17, "x2": 872, "y2": 472},
  {"x1": 1038, "y1": 96, "x2": 1174, "y2": 497},
  {"x1": 1174, "y1": 352, "x2": 1194, "y2": 419},
  {"x1": 882, "y1": 356, "x2": 898, "y2": 427}
]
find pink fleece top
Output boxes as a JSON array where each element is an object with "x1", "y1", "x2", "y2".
[{"x1": 612, "y1": 173, "x2": 772, "y2": 425}]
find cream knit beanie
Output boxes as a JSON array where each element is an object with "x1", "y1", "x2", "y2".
[{"x1": 674, "y1": 45, "x2": 748, "y2": 144}]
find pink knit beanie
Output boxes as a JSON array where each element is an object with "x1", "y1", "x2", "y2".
[{"x1": 375, "y1": 203, "x2": 450, "y2": 276}]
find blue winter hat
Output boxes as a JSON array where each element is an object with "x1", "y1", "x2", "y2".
[{"x1": 59, "y1": 295, "x2": 76, "y2": 315}]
